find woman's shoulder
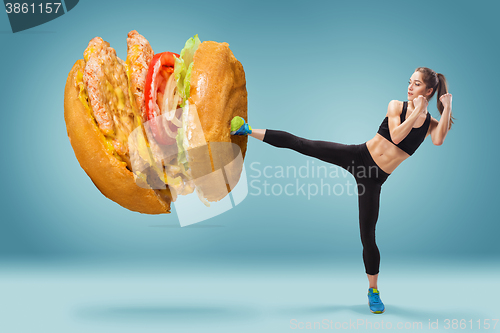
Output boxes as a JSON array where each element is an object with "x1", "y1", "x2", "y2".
[
  {"x1": 388, "y1": 99, "x2": 405, "y2": 108},
  {"x1": 386, "y1": 100, "x2": 404, "y2": 117}
]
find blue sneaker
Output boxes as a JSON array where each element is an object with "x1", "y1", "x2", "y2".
[
  {"x1": 230, "y1": 116, "x2": 252, "y2": 135},
  {"x1": 368, "y1": 288, "x2": 385, "y2": 314}
]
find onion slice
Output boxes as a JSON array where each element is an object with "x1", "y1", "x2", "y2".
[
  {"x1": 159, "y1": 71, "x2": 183, "y2": 128},
  {"x1": 159, "y1": 114, "x2": 177, "y2": 139}
]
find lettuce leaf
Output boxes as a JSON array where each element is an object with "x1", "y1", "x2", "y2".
[
  {"x1": 174, "y1": 35, "x2": 201, "y2": 170},
  {"x1": 174, "y1": 34, "x2": 201, "y2": 108}
]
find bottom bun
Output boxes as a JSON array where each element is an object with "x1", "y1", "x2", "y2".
[{"x1": 64, "y1": 59, "x2": 172, "y2": 214}]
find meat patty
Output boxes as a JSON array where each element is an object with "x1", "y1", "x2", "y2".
[
  {"x1": 82, "y1": 37, "x2": 135, "y2": 162},
  {"x1": 126, "y1": 30, "x2": 154, "y2": 121}
]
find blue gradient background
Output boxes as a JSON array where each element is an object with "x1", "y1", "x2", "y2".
[{"x1": 1, "y1": 0, "x2": 499, "y2": 332}]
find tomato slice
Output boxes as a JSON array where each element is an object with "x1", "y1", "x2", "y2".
[{"x1": 144, "y1": 52, "x2": 180, "y2": 145}]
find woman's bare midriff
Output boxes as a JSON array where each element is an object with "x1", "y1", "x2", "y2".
[{"x1": 365, "y1": 133, "x2": 411, "y2": 174}]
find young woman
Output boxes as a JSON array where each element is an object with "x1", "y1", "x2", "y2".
[{"x1": 230, "y1": 67, "x2": 454, "y2": 314}]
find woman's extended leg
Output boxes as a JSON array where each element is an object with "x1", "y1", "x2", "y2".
[
  {"x1": 249, "y1": 129, "x2": 266, "y2": 141},
  {"x1": 256, "y1": 129, "x2": 359, "y2": 172}
]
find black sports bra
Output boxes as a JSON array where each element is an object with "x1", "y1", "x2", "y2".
[{"x1": 377, "y1": 101, "x2": 430, "y2": 156}]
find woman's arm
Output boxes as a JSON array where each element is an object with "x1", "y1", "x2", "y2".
[
  {"x1": 387, "y1": 99, "x2": 426, "y2": 144},
  {"x1": 429, "y1": 93, "x2": 453, "y2": 146}
]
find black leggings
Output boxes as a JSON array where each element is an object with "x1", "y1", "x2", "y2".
[{"x1": 263, "y1": 129, "x2": 391, "y2": 275}]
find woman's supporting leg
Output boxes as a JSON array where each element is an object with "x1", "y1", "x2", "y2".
[
  {"x1": 367, "y1": 273, "x2": 379, "y2": 289},
  {"x1": 259, "y1": 129, "x2": 359, "y2": 171},
  {"x1": 357, "y1": 179, "x2": 383, "y2": 276}
]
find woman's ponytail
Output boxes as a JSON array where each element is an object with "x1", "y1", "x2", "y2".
[
  {"x1": 436, "y1": 73, "x2": 455, "y2": 130},
  {"x1": 415, "y1": 67, "x2": 455, "y2": 131}
]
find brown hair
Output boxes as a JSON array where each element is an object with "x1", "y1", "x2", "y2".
[{"x1": 414, "y1": 67, "x2": 455, "y2": 130}]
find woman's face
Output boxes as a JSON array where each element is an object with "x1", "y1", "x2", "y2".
[{"x1": 407, "y1": 71, "x2": 433, "y2": 101}]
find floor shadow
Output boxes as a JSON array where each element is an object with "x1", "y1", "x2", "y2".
[
  {"x1": 75, "y1": 304, "x2": 259, "y2": 322},
  {"x1": 381, "y1": 304, "x2": 489, "y2": 321},
  {"x1": 148, "y1": 225, "x2": 225, "y2": 228},
  {"x1": 276, "y1": 303, "x2": 489, "y2": 320},
  {"x1": 276, "y1": 304, "x2": 369, "y2": 316}
]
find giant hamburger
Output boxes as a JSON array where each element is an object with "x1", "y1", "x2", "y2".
[{"x1": 64, "y1": 31, "x2": 248, "y2": 214}]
